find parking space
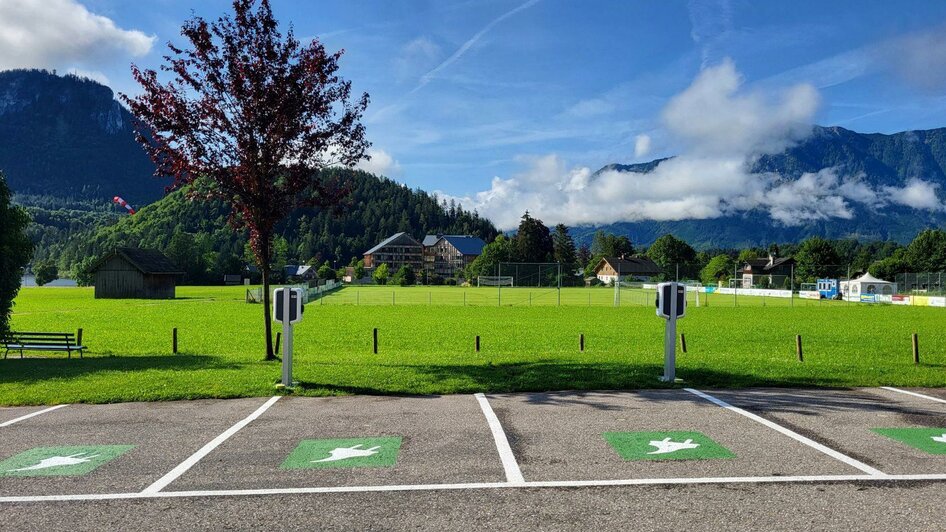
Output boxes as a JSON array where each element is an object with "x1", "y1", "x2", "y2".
[
  {"x1": 708, "y1": 387, "x2": 946, "y2": 475},
  {"x1": 485, "y1": 390, "x2": 855, "y2": 481},
  {"x1": 3, "y1": 387, "x2": 946, "y2": 505},
  {"x1": 168, "y1": 395, "x2": 506, "y2": 491},
  {"x1": 0, "y1": 398, "x2": 270, "y2": 496}
]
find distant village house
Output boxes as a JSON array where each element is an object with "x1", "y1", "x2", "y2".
[
  {"x1": 739, "y1": 254, "x2": 795, "y2": 288},
  {"x1": 593, "y1": 256, "x2": 661, "y2": 284}
]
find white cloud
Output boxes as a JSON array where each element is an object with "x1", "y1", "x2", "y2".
[
  {"x1": 0, "y1": 0, "x2": 154, "y2": 72},
  {"x1": 661, "y1": 58, "x2": 818, "y2": 156},
  {"x1": 634, "y1": 134, "x2": 652, "y2": 158},
  {"x1": 448, "y1": 59, "x2": 943, "y2": 230},
  {"x1": 883, "y1": 178, "x2": 944, "y2": 210},
  {"x1": 356, "y1": 148, "x2": 402, "y2": 178}
]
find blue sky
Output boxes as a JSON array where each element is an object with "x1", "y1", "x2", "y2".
[{"x1": 4, "y1": 0, "x2": 946, "y2": 228}]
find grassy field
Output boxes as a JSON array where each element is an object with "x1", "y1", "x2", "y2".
[{"x1": 3, "y1": 285, "x2": 945, "y2": 405}]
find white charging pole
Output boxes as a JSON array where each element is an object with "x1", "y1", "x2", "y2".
[
  {"x1": 663, "y1": 282, "x2": 678, "y2": 382},
  {"x1": 282, "y1": 289, "x2": 293, "y2": 387}
]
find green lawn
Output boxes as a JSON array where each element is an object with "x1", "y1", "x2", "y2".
[{"x1": 3, "y1": 285, "x2": 945, "y2": 405}]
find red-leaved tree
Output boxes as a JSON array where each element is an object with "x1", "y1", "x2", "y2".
[{"x1": 123, "y1": 0, "x2": 369, "y2": 360}]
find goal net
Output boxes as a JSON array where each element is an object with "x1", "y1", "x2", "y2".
[{"x1": 478, "y1": 276, "x2": 514, "y2": 287}]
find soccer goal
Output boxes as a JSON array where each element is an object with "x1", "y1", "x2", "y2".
[{"x1": 478, "y1": 275, "x2": 514, "y2": 287}]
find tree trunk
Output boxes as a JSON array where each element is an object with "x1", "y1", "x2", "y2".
[
  {"x1": 261, "y1": 265, "x2": 276, "y2": 360},
  {"x1": 260, "y1": 237, "x2": 276, "y2": 361}
]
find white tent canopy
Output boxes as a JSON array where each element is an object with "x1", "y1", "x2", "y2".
[{"x1": 842, "y1": 273, "x2": 897, "y2": 297}]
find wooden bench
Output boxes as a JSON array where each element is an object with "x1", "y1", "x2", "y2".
[{"x1": 2, "y1": 332, "x2": 85, "y2": 359}]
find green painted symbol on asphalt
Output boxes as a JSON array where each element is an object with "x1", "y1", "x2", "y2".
[
  {"x1": 281, "y1": 437, "x2": 402, "y2": 469},
  {"x1": 873, "y1": 428, "x2": 946, "y2": 454},
  {"x1": 0, "y1": 445, "x2": 134, "y2": 477},
  {"x1": 603, "y1": 431, "x2": 735, "y2": 461}
]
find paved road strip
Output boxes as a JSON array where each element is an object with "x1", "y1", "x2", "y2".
[
  {"x1": 0, "y1": 405, "x2": 68, "y2": 428},
  {"x1": 140, "y1": 396, "x2": 281, "y2": 494},
  {"x1": 474, "y1": 393, "x2": 525, "y2": 484},
  {"x1": 881, "y1": 387, "x2": 946, "y2": 405},
  {"x1": 684, "y1": 388, "x2": 887, "y2": 476},
  {"x1": 6, "y1": 473, "x2": 946, "y2": 504}
]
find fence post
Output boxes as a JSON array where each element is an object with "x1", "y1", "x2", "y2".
[
  {"x1": 796, "y1": 335, "x2": 803, "y2": 362},
  {"x1": 475, "y1": 335, "x2": 480, "y2": 352},
  {"x1": 580, "y1": 333, "x2": 585, "y2": 352},
  {"x1": 913, "y1": 333, "x2": 920, "y2": 365},
  {"x1": 173, "y1": 328, "x2": 178, "y2": 354},
  {"x1": 680, "y1": 333, "x2": 687, "y2": 353},
  {"x1": 373, "y1": 328, "x2": 378, "y2": 354},
  {"x1": 274, "y1": 331, "x2": 281, "y2": 354},
  {"x1": 76, "y1": 328, "x2": 83, "y2": 347}
]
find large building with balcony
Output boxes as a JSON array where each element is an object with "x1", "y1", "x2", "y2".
[
  {"x1": 363, "y1": 232, "x2": 424, "y2": 271},
  {"x1": 422, "y1": 234, "x2": 487, "y2": 279}
]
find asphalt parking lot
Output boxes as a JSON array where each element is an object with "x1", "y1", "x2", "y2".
[{"x1": 3, "y1": 386, "x2": 946, "y2": 530}]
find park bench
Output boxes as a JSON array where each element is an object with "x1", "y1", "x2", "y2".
[{"x1": 2, "y1": 331, "x2": 85, "y2": 359}]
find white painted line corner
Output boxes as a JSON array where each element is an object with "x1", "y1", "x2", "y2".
[
  {"x1": 684, "y1": 388, "x2": 887, "y2": 477},
  {"x1": 880, "y1": 387, "x2": 946, "y2": 405},
  {"x1": 140, "y1": 396, "x2": 281, "y2": 494},
  {"x1": 474, "y1": 393, "x2": 525, "y2": 485},
  {"x1": 0, "y1": 404, "x2": 68, "y2": 428}
]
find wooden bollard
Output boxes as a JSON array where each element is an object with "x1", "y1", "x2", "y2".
[
  {"x1": 274, "y1": 332, "x2": 281, "y2": 354},
  {"x1": 680, "y1": 333, "x2": 687, "y2": 353},
  {"x1": 913, "y1": 333, "x2": 920, "y2": 365},
  {"x1": 173, "y1": 328, "x2": 178, "y2": 354},
  {"x1": 373, "y1": 328, "x2": 378, "y2": 354},
  {"x1": 580, "y1": 333, "x2": 585, "y2": 352},
  {"x1": 475, "y1": 335, "x2": 480, "y2": 352},
  {"x1": 796, "y1": 335, "x2": 803, "y2": 362},
  {"x1": 76, "y1": 328, "x2": 83, "y2": 347}
]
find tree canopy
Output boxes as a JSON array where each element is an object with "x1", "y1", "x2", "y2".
[
  {"x1": 0, "y1": 171, "x2": 33, "y2": 337},
  {"x1": 123, "y1": 0, "x2": 370, "y2": 359}
]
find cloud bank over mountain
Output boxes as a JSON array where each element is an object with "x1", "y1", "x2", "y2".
[{"x1": 446, "y1": 60, "x2": 944, "y2": 230}]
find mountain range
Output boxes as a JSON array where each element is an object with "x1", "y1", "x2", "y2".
[
  {"x1": 575, "y1": 126, "x2": 946, "y2": 248},
  {"x1": 2, "y1": 69, "x2": 945, "y2": 256}
]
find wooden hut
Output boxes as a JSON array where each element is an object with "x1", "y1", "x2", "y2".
[{"x1": 91, "y1": 248, "x2": 183, "y2": 299}]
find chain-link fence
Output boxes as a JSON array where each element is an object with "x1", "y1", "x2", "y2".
[{"x1": 896, "y1": 272, "x2": 946, "y2": 295}]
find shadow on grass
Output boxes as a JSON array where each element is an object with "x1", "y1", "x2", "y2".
[
  {"x1": 0, "y1": 354, "x2": 243, "y2": 384},
  {"x1": 293, "y1": 360, "x2": 860, "y2": 397}
]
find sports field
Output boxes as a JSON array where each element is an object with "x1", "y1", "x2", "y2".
[{"x1": 3, "y1": 285, "x2": 945, "y2": 405}]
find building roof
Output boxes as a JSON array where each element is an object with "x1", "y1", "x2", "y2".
[
  {"x1": 595, "y1": 256, "x2": 661, "y2": 275},
  {"x1": 743, "y1": 256, "x2": 795, "y2": 272},
  {"x1": 284, "y1": 265, "x2": 314, "y2": 277},
  {"x1": 363, "y1": 232, "x2": 421, "y2": 255},
  {"x1": 422, "y1": 235, "x2": 441, "y2": 247},
  {"x1": 93, "y1": 247, "x2": 184, "y2": 275},
  {"x1": 441, "y1": 235, "x2": 486, "y2": 255}
]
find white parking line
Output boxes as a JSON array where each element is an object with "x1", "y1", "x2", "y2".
[
  {"x1": 140, "y1": 396, "x2": 281, "y2": 494},
  {"x1": 474, "y1": 393, "x2": 525, "y2": 484},
  {"x1": 5, "y1": 473, "x2": 946, "y2": 503},
  {"x1": 880, "y1": 386, "x2": 946, "y2": 405},
  {"x1": 0, "y1": 404, "x2": 68, "y2": 428},
  {"x1": 684, "y1": 388, "x2": 887, "y2": 477}
]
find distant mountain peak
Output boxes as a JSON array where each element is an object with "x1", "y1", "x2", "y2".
[{"x1": 0, "y1": 69, "x2": 164, "y2": 205}]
